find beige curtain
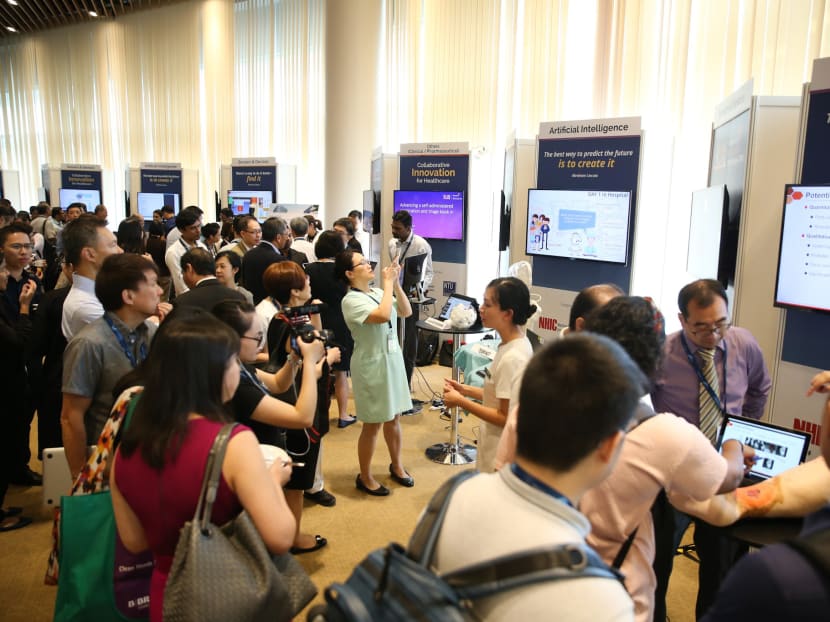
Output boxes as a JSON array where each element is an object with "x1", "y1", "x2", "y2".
[{"x1": 234, "y1": 0, "x2": 325, "y2": 202}]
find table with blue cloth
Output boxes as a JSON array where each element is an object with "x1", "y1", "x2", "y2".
[{"x1": 453, "y1": 337, "x2": 500, "y2": 388}]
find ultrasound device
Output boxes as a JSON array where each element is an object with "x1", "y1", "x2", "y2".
[
  {"x1": 422, "y1": 294, "x2": 479, "y2": 330},
  {"x1": 716, "y1": 414, "x2": 812, "y2": 485}
]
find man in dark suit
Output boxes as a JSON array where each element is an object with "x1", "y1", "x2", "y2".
[
  {"x1": 242, "y1": 217, "x2": 289, "y2": 304},
  {"x1": 174, "y1": 248, "x2": 246, "y2": 311}
]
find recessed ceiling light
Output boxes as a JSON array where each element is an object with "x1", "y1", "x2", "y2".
[
  {"x1": 6, "y1": 26, "x2": 17, "y2": 32},
  {"x1": 7, "y1": 0, "x2": 19, "y2": 7},
  {"x1": 89, "y1": 10, "x2": 98, "y2": 17}
]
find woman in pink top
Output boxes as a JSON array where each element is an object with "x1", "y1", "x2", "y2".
[
  {"x1": 110, "y1": 312, "x2": 296, "y2": 622},
  {"x1": 577, "y1": 297, "x2": 752, "y2": 622}
]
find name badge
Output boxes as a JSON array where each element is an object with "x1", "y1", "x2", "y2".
[{"x1": 388, "y1": 334, "x2": 399, "y2": 353}]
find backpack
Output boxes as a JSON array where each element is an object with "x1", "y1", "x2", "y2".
[{"x1": 307, "y1": 471, "x2": 622, "y2": 622}]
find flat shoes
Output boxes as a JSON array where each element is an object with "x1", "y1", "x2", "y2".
[
  {"x1": 389, "y1": 464, "x2": 414, "y2": 487},
  {"x1": 355, "y1": 474, "x2": 389, "y2": 496}
]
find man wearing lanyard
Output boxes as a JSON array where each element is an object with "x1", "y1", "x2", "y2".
[
  {"x1": 388, "y1": 210, "x2": 432, "y2": 410},
  {"x1": 61, "y1": 254, "x2": 162, "y2": 479},
  {"x1": 651, "y1": 279, "x2": 770, "y2": 620},
  {"x1": 429, "y1": 334, "x2": 643, "y2": 620},
  {"x1": 164, "y1": 207, "x2": 207, "y2": 297}
]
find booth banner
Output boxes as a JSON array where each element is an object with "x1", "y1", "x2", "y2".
[
  {"x1": 231, "y1": 158, "x2": 277, "y2": 195},
  {"x1": 780, "y1": 87, "x2": 830, "y2": 370},
  {"x1": 399, "y1": 143, "x2": 469, "y2": 192},
  {"x1": 399, "y1": 142, "x2": 470, "y2": 264},
  {"x1": 140, "y1": 165, "x2": 183, "y2": 195},
  {"x1": 533, "y1": 117, "x2": 642, "y2": 292},
  {"x1": 60, "y1": 166, "x2": 102, "y2": 191}
]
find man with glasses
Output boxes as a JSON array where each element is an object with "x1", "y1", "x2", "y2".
[
  {"x1": 165, "y1": 207, "x2": 208, "y2": 297},
  {"x1": 242, "y1": 216, "x2": 287, "y2": 304},
  {"x1": 173, "y1": 248, "x2": 245, "y2": 311},
  {"x1": 228, "y1": 214, "x2": 262, "y2": 258},
  {"x1": 0, "y1": 223, "x2": 42, "y2": 320},
  {"x1": 651, "y1": 278, "x2": 770, "y2": 620}
]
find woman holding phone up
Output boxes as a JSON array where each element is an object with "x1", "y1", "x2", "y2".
[{"x1": 337, "y1": 250, "x2": 414, "y2": 496}]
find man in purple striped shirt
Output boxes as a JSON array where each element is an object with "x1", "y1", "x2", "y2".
[{"x1": 650, "y1": 279, "x2": 771, "y2": 620}]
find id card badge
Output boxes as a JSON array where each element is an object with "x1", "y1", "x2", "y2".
[{"x1": 388, "y1": 334, "x2": 399, "y2": 353}]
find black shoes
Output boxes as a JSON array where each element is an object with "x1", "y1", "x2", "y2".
[
  {"x1": 10, "y1": 467, "x2": 43, "y2": 486},
  {"x1": 337, "y1": 416, "x2": 357, "y2": 428},
  {"x1": 355, "y1": 474, "x2": 389, "y2": 496},
  {"x1": 388, "y1": 464, "x2": 414, "y2": 487},
  {"x1": 304, "y1": 489, "x2": 337, "y2": 507},
  {"x1": 290, "y1": 534, "x2": 327, "y2": 555}
]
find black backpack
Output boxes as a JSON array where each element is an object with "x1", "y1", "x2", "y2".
[
  {"x1": 307, "y1": 471, "x2": 622, "y2": 622},
  {"x1": 787, "y1": 526, "x2": 830, "y2": 589}
]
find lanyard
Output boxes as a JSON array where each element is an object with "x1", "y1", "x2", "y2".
[
  {"x1": 351, "y1": 288, "x2": 392, "y2": 331},
  {"x1": 398, "y1": 238, "x2": 413, "y2": 262},
  {"x1": 178, "y1": 238, "x2": 190, "y2": 253},
  {"x1": 240, "y1": 362, "x2": 270, "y2": 396},
  {"x1": 103, "y1": 315, "x2": 147, "y2": 368},
  {"x1": 510, "y1": 463, "x2": 574, "y2": 508},
  {"x1": 680, "y1": 332, "x2": 727, "y2": 413}
]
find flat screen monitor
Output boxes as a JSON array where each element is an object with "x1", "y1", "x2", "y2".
[
  {"x1": 363, "y1": 190, "x2": 379, "y2": 234},
  {"x1": 59, "y1": 188, "x2": 101, "y2": 212},
  {"x1": 136, "y1": 192, "x2": 180, "y2": 219},
  {"x1": 392, "y1": 190, "x2": 464, "y2": 240},
  {"x1": 401, "y1": 253, "x2": 427, "y2": 299},
  {"x1": 228, "y1": 190, "x2": 273, "y2": 220},
  {"x1": 774, "y1": 184, "x2": 830, "y2": 313},
  {"x1": 525, "y1": 189, "x2": 631, "y2": 264},
  {"x1": 686, "y1": 185, "x2": 728, "y2": 281}
]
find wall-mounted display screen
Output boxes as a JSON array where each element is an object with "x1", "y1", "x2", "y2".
[
  {"x1": 228, "y1": 190, "x2": 273, "y2": 220},
  {"x1": 136, "y1": 192, "x2": 180, "y2": 219},
  {"x1": 774, "y1": 184, "x2": 830, "y2": 313},
  {"x1": 363, "y1": 190, "x2": 379, "y2": 234},
  {"x1": 525, "y1": 189, "x2": 631, "y2": 264},
  {"x1": 59, "y1": 188, "x2": 101, "y2": 211},
  {"x1": 392, "y1": 190, "x2": 464, "y2": 240},
  {"x1": 686, "y1": 185, "x2": 728, "y2": 281}
]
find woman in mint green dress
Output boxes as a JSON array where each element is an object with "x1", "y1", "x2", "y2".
[{"x1": 337, "y1": 250, "x2": 414, "y2": 496}]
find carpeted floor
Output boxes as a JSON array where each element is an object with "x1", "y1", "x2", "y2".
[{"x1": 0, "y1": 362, "x2": 698, "y2": 621}]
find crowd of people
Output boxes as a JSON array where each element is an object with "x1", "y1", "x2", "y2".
[{"x1": 1, "y1": 194, "x2": 828, "y2": 620}]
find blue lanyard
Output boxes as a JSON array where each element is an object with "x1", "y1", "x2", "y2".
[
  {"x1": 510, "y1": 463, "x2": 574, "y2": 508},
  {"x1": 103, "y1": 315, "x2": 147, "y2": 368},
  {"x1": 680, "y1": 332, "x2": 726, "y2": 413},
  {"x1": 240, "y1": 362, "x2": 270, "y2": 396}
]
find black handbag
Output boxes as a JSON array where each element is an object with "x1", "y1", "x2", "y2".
[{"x1": 163, "y1": 423, "x2": 317, "y2": 622}]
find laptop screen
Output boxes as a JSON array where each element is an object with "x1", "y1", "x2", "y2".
[{"x1": 717, "y1": 415, "x2": 811, "y2": 481}]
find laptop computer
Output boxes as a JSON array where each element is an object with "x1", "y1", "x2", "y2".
[{"x1": 716, "y1": 414, "x2": 812, "y2": 485}]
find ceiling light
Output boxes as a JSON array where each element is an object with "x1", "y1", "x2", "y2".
[
  {"x1": 7, "y1": 0, "x2": 19, "y2": 7},
  {"x1": 89, "y1": 11, "x2": 98, "y2": 17},
  {"x1": 6, "y1": 26, "x2": 16, "y2": 32}
]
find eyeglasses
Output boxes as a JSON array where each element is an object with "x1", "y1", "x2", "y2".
[
  {"x1": 6, "y1": 243, "x2": 34, "y2": 251},
  {"x1": 351, "y1": 259, "x2": 370, "y2": 269},
  {"x1": 689, "y1": 321, "x2": 731, "y2": 337},
  {"x1": 241, "y1": 332, "x2": 264, "y2": 343},
  {"x1": 244, "y1": 229, "x2": 262, "y2": 235}
]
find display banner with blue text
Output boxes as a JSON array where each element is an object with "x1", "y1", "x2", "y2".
[
  {"x1": 533, "y1": 118, "x2": 641, "y2": 292},
  {"x1": 399, "y1": 142, "x2": 469, "y2": 263},
  {"x1": 781, "y1": 83, "x2": 830, "y2": 369},
  {"x1": 140, "y1": 163, "x2": 183, "y2": 196},
  {"x1": 231, "y1": 157, "x2": 277, "y2": 196},
  {"x1": 60, "y1": 165, "x2": 102, "y2": 192}
]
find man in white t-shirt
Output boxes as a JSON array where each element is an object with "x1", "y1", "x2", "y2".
[{"x1": 430, "y1": 334, "x2": 644, "y2": 621}]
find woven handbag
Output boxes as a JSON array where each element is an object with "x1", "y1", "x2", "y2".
[{"x1": 163, "y1": 423, "x2": 316, "y2": 622}]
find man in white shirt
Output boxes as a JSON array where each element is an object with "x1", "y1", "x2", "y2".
[
  {"x1": 164, "y1": 207, "x2": 208, "y2": 296},
  {"x1": 61, "y1": 214, "x2": 123, "y2": 340},
  {"x1": 388, "y1": 210, "x2": 433, "y2": 398},
  {"x1": 165, "y1": 205, "x2": 203, "y2": 249},
  {"x1": 430, "y1": 334, "x2": 644, "y2": 621},
  {"x1": 289, "y1": 216, "x2": 316, "y2": 262},
  {"x1": 349, "y1": 209, "x2": 371, "y2": 254}
]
